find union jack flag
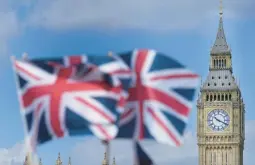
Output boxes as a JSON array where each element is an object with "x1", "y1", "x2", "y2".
[
  {"x1": 12, "y1": 55, "x2": 132, "y2": 149},
  {"x1": 116, "y1": 49, "x2": 199, "y2": 146}
]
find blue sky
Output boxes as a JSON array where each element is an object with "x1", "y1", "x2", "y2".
[{"x1": 0, "y1": 0, "x2": 255, "y2": 165}]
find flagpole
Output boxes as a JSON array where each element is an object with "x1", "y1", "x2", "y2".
[
  {"x1": 10, "y1": 53, "x2": 38, "y2": 165},
  {"x1": 103, "y1": 50, "x2": 124, "y2": 165},
  {"x1": 21, "y1": 53, "x2": 36, "y2": 165},
  {"x1": 106, "y1": 140, "x2": 110, "y2": 165},
  {"x1": 105, "y1": 51, "x2": 114, "y2": 165}
]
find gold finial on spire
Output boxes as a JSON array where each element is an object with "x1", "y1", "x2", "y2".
[
  {"x1": 55, "y1": 152, "x2": 62, "y2": 165},
  {"x1": 219, "y1": 0, "x2": 223, "y2": 16},
  {"x1": 102, "y1": 152, "x2": 108, "y2": 165}
]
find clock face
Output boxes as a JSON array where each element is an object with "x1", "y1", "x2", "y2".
[{"x1": 207, "y1": 109, "x2": 230, "y2": 131}]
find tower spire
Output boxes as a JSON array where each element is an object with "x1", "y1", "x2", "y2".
[
  {"x1": 219, "y1": 0, "x2": 223, "y2": 16},
  {"x1": 210, "y1": 0, "x2": 230, "y2": 55},
  {"x1": 55, "y1": 153, "x2": 62, "y2": 165},
  {"x1": 38, "y1": 158, "x2": 42, "y2": 165},
  {"x1": 112, "y1": 157, "x2": 116, "y2": 165},
  {"x1": 102, "y1": 152, "x2": 108, "y2": 165}
]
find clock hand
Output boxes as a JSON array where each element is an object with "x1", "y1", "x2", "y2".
[
  {"x1": 214, "y1": 117, "x2": 228, "y2": 125},
  {"x1": 222, "y1": 121, "x2": 228, "y2": 125},
  {"x1": 214, "y1": 117, "x2": 221, "y2": 122}
]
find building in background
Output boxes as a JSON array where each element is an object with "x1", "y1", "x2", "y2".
[
  {"x1": 23, "y1": 152, "x2": 116, "y2": 165},
  {"x1": 196, "y1": 1, "x2": 245, "y2": 165}
]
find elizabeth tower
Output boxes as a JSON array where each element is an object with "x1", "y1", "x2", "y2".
[{"x1": 197, "y1": 2, "x2": 245, "y2": 165}]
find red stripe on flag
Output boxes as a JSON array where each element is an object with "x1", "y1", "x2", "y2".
[
  {"x1": 95, "y1": 125, "x2": 112, "y2": 140},
  {"x1": 135, "y1": 50, "x2": 148, "y2": 73},
  {"x1": 75, "y1": 97, "x2": 115, "y2": 123},
  {"x1": 118, "y1": 96, "x2": 126, "y2": 108},
  {"x1": 128, "y1": 86, "x2": 190, "y2": 117},
  {"x1": 120, "y1": 109, "x2": 133, "y2": 120},
  {"x1": 15, "y1": 62, "x2": 42, "y2": 81},
  {"x1": 147, "y1": 107, "x2": 180, "y2": 146},
  {"x1": 69, "y1": 56, "x2": 83, "y2": 65},
  {"x1": 134, "y1": 49, "x2": 150, "y2": 139},
  {"x1": 110, "y1": 70, "x2": 132, "y2": 75},
  {"x1": 150, "y1": 73, "x2": 198, "y2": 81},
  {"x1": 22, "y1": 81, "x2": 111, "y2": 107}
]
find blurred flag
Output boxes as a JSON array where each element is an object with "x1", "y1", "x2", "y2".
[
  {"x1": 134, "y1": 142, "x2": 154, "y2": 165},
  {"x1": 12, "y1": 55, "x2": 132, "y2": 150},
  {"x1": 116, "y1": 49, "x2": 199, "y2": 146}
]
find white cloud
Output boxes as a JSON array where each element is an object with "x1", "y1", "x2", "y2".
[
  {"x1": 70, "y1": 120, "x2": 255, "y2": 165},
  {"x1": 0, "y1": 0, "x2": 253, "y2": 56},
  {"x1": 0, "y1": 0, "x2": 253, "y2": 57},
  {"x1": 0, "y1": 12, "x2": 19, "y2": 40},
  {"x1": 0, "y1": 1, "x2": 20, "y2": 57},
  {"x1": 0, "y1": 143, "x2": 26, "y2": 165},
  {"x1": 27, "y1": 0, "x2": 255, "y2": 31},
  {"x1": 0, "y1": 12, "x2": 19, "y2": 56}
]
